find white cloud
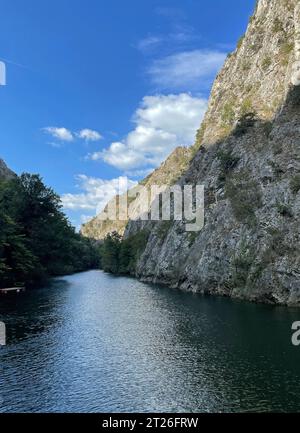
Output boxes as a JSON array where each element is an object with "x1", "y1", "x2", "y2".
[
  {"x1": 88, "y1": 93, "x2": 207, "y2": 170},
  {"x1": 77, "y1": 129, "x2": 102, "y2": 141},
  {"x1": 148, "y1": 49, "x2": 226, "y2": 90},
  {"x1": 43, "y1": 127, "x2": 73, "y2": 142},
  {"x1": 61, "y1": 175, "x2": 137, "y2": 214},
  {"x1": 43, "y1": 127, "x2": 103, "y2": 145}
]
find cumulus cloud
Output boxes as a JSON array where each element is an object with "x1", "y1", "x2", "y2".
[
  {"x1": 77, "y1": 129, "x2": 102, "y2": 141},
  {"x1": 43, "y1": 127, "x2": 74, "y2": 142},
  {"x1": 43, "y1": 127, "x2": 103, "y2": 146},
  {"x1": 148, "y1": 49, "x2": 226, "y2": 90},
  {"x1": 61, "y1": 175, "x2": 137, "y2": 214},
  {"x1": 88, "y1": 93, "x2": 207, "y2": 171}
]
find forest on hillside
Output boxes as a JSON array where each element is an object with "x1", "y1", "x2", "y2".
[
  {"x1": 0, "y1": 173, "x2": 100, "y2": 288},
  {"x1": 100, "y1": 231, "x2": 149, "y2": 276}
]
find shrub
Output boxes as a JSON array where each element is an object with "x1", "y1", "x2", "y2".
[
  {"x1": 240, "y1": 98, "x2": 253, "y2": 116},
  {"x1": 242, "y1": 61, "x2": 251, "y2": 72},
  {"x1": 232, "y1": 240, "x2": 255, "y2": 288},
  {"x1": 237, "y1": 35, "x2": 245, "y2": 50},
  {"x1": 279, "y1": 42, "x2": 293, "y2": 66},
  {"x1": 234, "y1": 112, "x2": 257, "y2": 137},
  {"x1": 217, "y1": 150, "x2": 240, "y2": 177},
  {"x1": 276, "y1": 202, "x2": 293, "y2": 218},
  {"x1": 269, "y1": 160, "x2": 284, "y2": 178},
  {"x1": 280, "y1": 42, "x2": 293, "y2": 56},
  {"x1": 262, "y1": 57, "x2": 272, "y2": 71},
  {"x1": 263, "y1": 121, "x2": 273, "y2": 137},
  {"x1": 188, "y1": 230, "x2": 199, "y2": 246},
  {"x1": 222, "y1": 103, "x2": 235, "y2": 125},
  {"x1": 225, "y1": 174, "x2": 262, "y2": 224},
  {"x1": 282, "y1": 0, "x2": 294, "y2": 12},
  {"x1": 157, "y1": 220, "x2": 172, "y2": 240},
  {"x1": 250, "y1": 41, "x2": 263, "y2": 53},
  {"x1": 272, "y1": 17, "x2": 284, "y2": 33},
  {"x1": 267, "y1": 227, "x2": 290, "y2": 255},
  {"x1": 193, "y1": 122, "x2": 207, "y2": 152},
  {"x1": 290, "y1": 175, "x2": 300, "y2": 194}
]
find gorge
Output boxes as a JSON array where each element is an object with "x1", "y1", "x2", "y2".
[
  {"x1": 1, "y1": 0, "x2": 300, "y2": 416},
  {"x1": 82, "y1": 0, "x2": 300, "y2": 306}
]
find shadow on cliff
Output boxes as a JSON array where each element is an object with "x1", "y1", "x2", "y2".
[
  {"x1": 124, "y1": 84, "x2": 300, "y2": 237},
  {"x1": 191, "y1": 84, "x2": 300, "y2": 163}
]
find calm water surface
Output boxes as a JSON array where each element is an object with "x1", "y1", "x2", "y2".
[{"x1": 0, "y1": 270, "x2": 300, "y2": 413}]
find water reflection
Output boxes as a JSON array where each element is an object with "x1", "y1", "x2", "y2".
[{"x1": 0, "y1": 270, "x2": 300, "y2": 413}]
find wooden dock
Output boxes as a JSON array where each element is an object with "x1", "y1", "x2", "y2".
[{"x1": 0, "y1": 287, "x2": 25, "y2": 295}]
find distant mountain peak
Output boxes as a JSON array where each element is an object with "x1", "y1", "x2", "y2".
[{"x1": 0, "y1": 159, "x2": 16, "y2": 180}]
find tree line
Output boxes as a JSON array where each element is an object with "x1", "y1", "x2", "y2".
[
  {"x1": 0, "y1": 173, "x2": 100, "y2": 288},
  {"x1": 100, "y1": 230, "x2": 149, "y2": 275}
]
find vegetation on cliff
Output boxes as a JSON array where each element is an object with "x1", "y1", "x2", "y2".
[
  {"x1": 0, "y1": 173, "x2": 100, "y2": 288},
  {"x1": 100, "y1": 230, "x2": 149, "y2": 275},
  {"x1": 79, "y1": 0, "x2": 300, "y2": 306}
]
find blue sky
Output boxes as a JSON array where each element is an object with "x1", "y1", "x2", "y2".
[{"x1": 0, "y1": 0, "x2": 255, "y2": 228}]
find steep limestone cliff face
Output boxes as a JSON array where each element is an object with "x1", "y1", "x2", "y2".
[
  {"x1": 127, "y1": 0, "x2": 300, "y2": 305},
  {"x1": 196, "y1": 0, "x2": 297, "y2": 147},
  {"x1": 0, "y1": 159, "x2": 16, "y2": 181},
  {"x1": 81, "y1": 147, "x2": 191, "y2": 240},
  {"x1": 134, "y1": 86, "x2": 300, "y2": 305},
  {"x1": 83, "y1": 0, "x2": 300, "y2": 305}
]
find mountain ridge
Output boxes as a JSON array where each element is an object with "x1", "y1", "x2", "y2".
[{"x1": 0, "y1": 159, "x2": 16, "y2": 181}]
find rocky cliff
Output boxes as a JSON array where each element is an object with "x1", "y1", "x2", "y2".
[
  {"x1": 195, "y1": 0, "x2": 297, "y2": 148},
  {"x1": 81, "y1": 146, "x2": 191, "y2": 240},
  {"x1": 133, "y1": 85, "x2": 300, "y2": 305},
  {"x1": 83, "y1": 0, "x2": 300, "y2": 305},
  {"x1": 0, "y1": 159, "x2": 16, "y2": 181}
]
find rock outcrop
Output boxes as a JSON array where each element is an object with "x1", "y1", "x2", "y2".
[
  {"x1": 81, "y1": 146, "x2": 191, "y2": 240},
  {"x1": 0, "y1": 159, "x2": 16, "y2": 181}
]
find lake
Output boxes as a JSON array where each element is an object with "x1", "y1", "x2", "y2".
[{"x1": 0, "y1": 270, "x2": 300, "y2": 413}]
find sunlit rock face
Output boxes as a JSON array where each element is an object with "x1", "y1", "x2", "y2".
[
  {"x1": 195, "y1": 0, "x2": 298, "y2": 147},
  {"x1": 81, "y1": 147, "x2": 191, "y2": 240}
]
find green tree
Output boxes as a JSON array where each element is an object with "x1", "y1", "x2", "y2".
[
  {"x1": 0, "y1": 174, "x2": 100, "y2": 287},
  {"x1": 100, "y1": 230, "x2": 149, "y2": 276},
  {"x1": 101, "y1": 232, "x2": 121, "y2": 274}
]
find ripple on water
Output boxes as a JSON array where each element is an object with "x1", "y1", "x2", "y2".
[{"x1": 1, "y1": 270, "x2": 300, "y2": 413}]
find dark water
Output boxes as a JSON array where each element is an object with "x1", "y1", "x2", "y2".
[{"x1": 1, "y1": 270, "x2": 300, "y2": 413}]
